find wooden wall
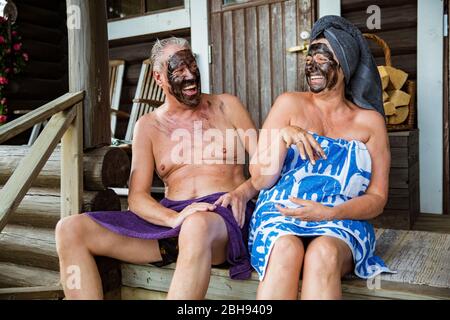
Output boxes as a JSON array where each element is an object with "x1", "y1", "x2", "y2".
[
  {"x1": 6, "y1": 0, "x2": 69, "y2": 144},
  {"x1": 341, "y1": 0, "x2": 417, "y2": 79},
  {"x1": 210, "y1": 0, "x2": 313, "y2": 128},
  {"x1": 108, "y1": 29, "x2": 190, "y2": 139}
]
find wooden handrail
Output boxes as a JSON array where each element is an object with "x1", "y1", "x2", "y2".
[
  {"x1": 0, "y1": 91, "x2": 84, "y2": 232},
  {"x1": 0, "y1": 91, "x2": 84, "y2": 144},
  {"x1": 0, "y1": 108, "x2": 77, "y2": 231}
]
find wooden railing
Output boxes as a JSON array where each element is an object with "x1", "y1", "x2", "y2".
[{"x1": 0, "y1": 91, "x2": 85, "y2": 232}]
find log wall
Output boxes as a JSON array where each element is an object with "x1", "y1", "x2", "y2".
[
  {"x1": 341, "y1": 0, "x2": 417, "y2": 79},
  {"x1": 6, "y1": 0, "x2": 69, "y2": 145}
]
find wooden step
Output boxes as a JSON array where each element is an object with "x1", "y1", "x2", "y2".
[
  {"x1": 0, "y1": 286, "x2": 64, "y2": 300},
  {"x1": 121, "y1": 263, "x2": 450, "y2": 300},
  {"x1": 0, "y1": 262, "x2": 60, "y2": 288},
  {"x1": 0, "y1": 225, "x2": 58, "y2": 271},
  {"x1": 6, "y1": 188, "x2": 122, "y2": 229}
]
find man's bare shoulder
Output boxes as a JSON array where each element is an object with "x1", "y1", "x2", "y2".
[
  {"x1": 213, "y1": 93, "x2": 244, "y2": 109},
  {"x1": 208, "y1": 93, "x2": 248, "y2": 116},
  {"x1": 133, "y1": 110, "x2": 161, "y2": 138}
]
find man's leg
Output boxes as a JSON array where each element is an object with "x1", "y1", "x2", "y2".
[
  {"x1": 167, "y1": 211, "x2": 228, "y2": 300},
  {"x1": 256, "y1": 235, "x2": 304, "y2": 300},
  {"x1": 55, "y1": 214, "x2": 162, "y2": 300},
  {"x1": 300, "y1": 236, "x2": 353, "y2": 300}
]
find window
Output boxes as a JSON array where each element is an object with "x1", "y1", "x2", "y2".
[
  {"x1": 107, "y1": 0, "x2": 184, "y2": 20},
  {"x1": 223, "y1": 0, "x2": 250, "y2": 5}
]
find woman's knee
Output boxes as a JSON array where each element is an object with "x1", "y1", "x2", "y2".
[
  {"x1": 304, "y1": 237, "x2": 342, "y2": 272},
  {"x1": 269, "y1": 236, "x2": 304, "y2": 267}
]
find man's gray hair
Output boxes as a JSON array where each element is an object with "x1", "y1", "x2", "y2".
[{"x1": 151, "y1": 37, "x2": 191, "y2": 72}]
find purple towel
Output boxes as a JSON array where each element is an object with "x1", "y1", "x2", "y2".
[{"x1": 85, "y1": 192, "x2": 255, "y2": 280}]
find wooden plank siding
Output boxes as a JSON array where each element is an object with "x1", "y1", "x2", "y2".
[
  {"x1": 341, "y1": 0, "x2": 417, "y2": 79},
  {"x1": 5, "y1": 0, "x2": 69, "y2": 145},
  {"x1": 210, "y1": 0, "x2": 313, "y2": 128}
]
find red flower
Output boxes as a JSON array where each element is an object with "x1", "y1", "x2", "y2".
[
  {"x1": 12, "y1": 31, "x2": 17, "y2": 37},
  {"x1": 13, "y1": 43, "x2": 22, "y2": 51},
  {"x1": 0, "y1": 36, "x2": 5, "y2": 44},
  {"x1": 0, "y1": 115, "x2": 7, "y2": 124},
  {"x1": 0, "y1": 77, "x2": 8, "y2": 85}
]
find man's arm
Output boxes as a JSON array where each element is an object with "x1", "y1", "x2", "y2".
[
  {"x1": 220, "y1": 93, "x2": 259, "y2": 200},
  {"x1": 127, "y1": 115, "x2": 178, "y2": 227}
]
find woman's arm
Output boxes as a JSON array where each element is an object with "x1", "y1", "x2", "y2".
[
  {"x1": 127, "y1": 115, "x2": 179, "y2": 227},
  {"x1": 332, "y1": 112, "x2": 390, "y2": 220},
  {"x1": 277, "y1": 111, "x2": 390, "y2": 221},
  {"x1": 250, "y1": 93, "x2": 324, "y2": 191}
]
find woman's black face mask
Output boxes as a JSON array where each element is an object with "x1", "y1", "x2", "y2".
[
  {"x1": 305, "y1": 43, "x2": 340, "y2": 93},
  {"x1": 167, "y1": 49, "x2": 202, "y2": 107}
]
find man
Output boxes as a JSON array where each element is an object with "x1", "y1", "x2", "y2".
[{"x1": 56, "y1": 37, "x2": 258, "y2": 299}]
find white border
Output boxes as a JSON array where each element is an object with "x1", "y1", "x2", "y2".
[
  {"x1": 417, "y1": 0, "x2": 444, "y2": 214},
  {"x1": 318, "y1": 0, "x2": 341, "y2": 18},
  {"x1": 190, "y1": 0, "x2": 211, "y2": 94}
]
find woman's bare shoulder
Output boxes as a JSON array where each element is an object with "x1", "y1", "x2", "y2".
[
  {"x1": 272, "y1": 92, "x2": 312, "y2": 113},
  {"x1": 354, "y1": 107, "x2": 387, "y2": 138}
]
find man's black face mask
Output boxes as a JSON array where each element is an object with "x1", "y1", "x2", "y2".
[
  {"x1": 305, "y1": 43, "x2": 340, "y2": 93},
  {"x1": 167, "y1": 49, "x2": 202, "y2": 107}
]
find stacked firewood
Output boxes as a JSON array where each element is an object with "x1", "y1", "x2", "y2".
[{"x1": 378, "y1": 66, "x2": 411, "y2": 125}]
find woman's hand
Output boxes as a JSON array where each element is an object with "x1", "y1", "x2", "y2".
[
  {"x1": 214, "y1": 190, "x2": 249, "y2": 228},
  {"x1": 276, "y1": 196, "x2": 335, "y2": 222},
  {"x1": 280, "y1": 126, "x2": 326, "y2": 165},
  {"x1": 170, "y1": 202, "x2": 217, "y2": 228}
]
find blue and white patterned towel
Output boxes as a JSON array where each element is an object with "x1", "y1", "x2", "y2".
[{"x1": 249, "y1": 133, "x2": 394, "y2": 280}]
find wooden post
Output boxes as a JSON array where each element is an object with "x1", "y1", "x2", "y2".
[
  {"x1": 61, "y1": 103, "x2": 83, "y2": 218},
  {"x1": 66, "y1": 0, "x2": 111, "y2": 149}
]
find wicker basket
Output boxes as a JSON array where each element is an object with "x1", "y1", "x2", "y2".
[{"x1": 363, "y1": 33, "x2": 416, "y2": 131}]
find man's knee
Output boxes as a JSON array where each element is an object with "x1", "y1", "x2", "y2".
[
  {"x1": 179, "y1": 212, "x2": 217, "y2": 243},
  {"x1": 55, "y1": 214, "x2": 87, "y2": 253}
]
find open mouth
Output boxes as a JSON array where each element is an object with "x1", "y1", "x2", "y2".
[
  {"x1": 182, "y1": 84, "x2": 198, "y2": 96},
  {"x1": 309, "y1": 75, "x2": 325, "y2": 85}
]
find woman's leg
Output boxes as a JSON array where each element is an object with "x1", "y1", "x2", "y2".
[
  {"x1": 301, "y1": 236, "x2": 353, "y2": 300},
  {"x1": 256, "y1": 235, "x2": 305, "y2": 300},
  {"x1": 167, "y1": 211, "x2": 228, "y2": 300},
  {"x1": 56, "y1": 214, "x2": 162, "y2": 300}
]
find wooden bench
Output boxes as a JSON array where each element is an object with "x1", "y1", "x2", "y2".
[{"x1": 119, "y1": 263, "x2": 450, "y2": 300}]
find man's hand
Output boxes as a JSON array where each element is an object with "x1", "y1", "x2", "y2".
[
  {"x1": 170, "y1": 202, "x2": 217, "y2": 228},
  {"x1": 280, "y1": 126, "x2": 326, "y2": 165},
  {"x1": 276, "y1": 197, "x2": 335, "y2": 222},
  {"x1": 214, "y1": 190, "x2": 249, "y2": 228}
]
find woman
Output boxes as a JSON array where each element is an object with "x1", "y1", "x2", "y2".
[{"x1": 249, "y1": 15, "x2": 394, "y2": 300}]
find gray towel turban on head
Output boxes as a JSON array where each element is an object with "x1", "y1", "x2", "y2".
[{"x1": 310, "y1": 15, "x2": 384, "y2": 116}]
